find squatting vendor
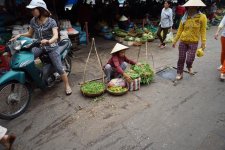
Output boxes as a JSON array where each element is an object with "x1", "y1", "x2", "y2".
[{"x1": 104, "y1": 43, "x2": 139, "y2": 83}]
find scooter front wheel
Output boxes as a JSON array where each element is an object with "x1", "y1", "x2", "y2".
[{"x1": 0, "y1": 81, "x2": 31, "y2": 120}]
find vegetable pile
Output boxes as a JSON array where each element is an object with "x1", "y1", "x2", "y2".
[
  {"x1": 131, "y1": 63, "x2": 154, "y2": 84},
  {"x1": 112, "y1": 26, "x2": 157, "y2": 46},
  {"x1": 81, "y1": 81, "x2": 106, "y2": 95},
  {"x1": 124, "y1": 36, "x2": 135, "y2": 41},
  {"x1": 113, "y1": 29, "x2": 128, "y2": 37},
  {"x1": 107, "y1": 86, "x2": 128, "y2": 93},
  {"x1": 125, "y1": 70, "x2": 140, "y2": 80}
]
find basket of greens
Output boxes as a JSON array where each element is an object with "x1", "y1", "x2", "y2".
[{"x1": 81, "y1": 81, "x2": 106, "y2": 98}]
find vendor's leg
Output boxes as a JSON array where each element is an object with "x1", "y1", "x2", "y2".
[
  {"x1": 186, "y1": 43, "x2": 198, "y2": 74},
  {"x1": 157, "y1": 26, "x2": 163, "y2": 45},
  {"x1": 177, "y1": 42, "x2": 188, "y2": 75},
  {"x1": 48, "y1": 50, "x2": 72, "y2": 95},
  {"x1": 121, "y1": 62, "x2": 128, "y2": 71},
  {"x1": 104, "y1": 64, "x2": 113, "y2": 82}
]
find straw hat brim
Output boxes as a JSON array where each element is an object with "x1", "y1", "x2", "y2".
[
  {"x1": 119, "y1": 15, "x2": 128, "y2": 21},
  {"x1": 111, "y1": 43, "x2": 129, "y2": 54},
  {"x1": 183, "y1": 0, "x2": 206, "y2": 7}
]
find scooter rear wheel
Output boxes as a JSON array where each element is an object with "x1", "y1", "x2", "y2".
[{"x1": 0, "y1": 81, "x2": 31, "y2": 120}]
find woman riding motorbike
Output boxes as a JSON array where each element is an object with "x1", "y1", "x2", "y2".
[{"x1": 10, "y1": 0, "x2": 72, "y2": 95}]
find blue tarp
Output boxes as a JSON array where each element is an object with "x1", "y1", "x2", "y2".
[{"x1": 66, "y1": 0, "x2": 78, "y2": 5}]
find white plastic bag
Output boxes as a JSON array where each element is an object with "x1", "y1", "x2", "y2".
[
  {"x1": 108, "y1": 78, "x2": 126, "y2": 87},
  {"x1": 165, "y1": 32, "x2": 173, "y2": 43}
]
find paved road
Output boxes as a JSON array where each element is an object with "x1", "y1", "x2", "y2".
[{"x1": 0, "y1": 27, "x2": 225, "y2": 150}]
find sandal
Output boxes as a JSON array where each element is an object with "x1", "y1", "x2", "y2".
[
  {"x1": 176, "y1": 74, "x2": 183, "y2": 80},
  {"x1": 187, "y1": 68, "x2": 194, "y2": 75},
  {"x1": 217, "y1": 65, "x2": 222, "y2": 71},
  {"x1": 220, "y1": 73, "x2": 225, "y2": 80},
  {"x1": 65, "y1": 87, "x2": 72, "y2": 95},
  {"x1": 2, "y1": 135, "x2": 16, "y2": 150},
  {"x1": 8, "y1": 135, "x2": 16, "y2": 150}
]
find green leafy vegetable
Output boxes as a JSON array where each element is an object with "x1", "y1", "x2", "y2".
[
  {"x1": 125, "y1": 70, "x2": 140, "y2": 80},
  {"x1": 81, "y1": 81, "x2": 105, "y2": 94},
  {"x1": 131, "y1": 63, "x2": 154, "y2": 84}
]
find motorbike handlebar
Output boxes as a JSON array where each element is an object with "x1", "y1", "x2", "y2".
[{"x1": 28, "y1": 40, "x2": 41, "y2": 49}]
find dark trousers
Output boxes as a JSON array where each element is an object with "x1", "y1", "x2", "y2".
[
  {"x1": 157, "y1": 26, "x2": 170, "y2": 45},
  {"x1": 174, "y1": 14, "x2": 183, "y2": 29}
]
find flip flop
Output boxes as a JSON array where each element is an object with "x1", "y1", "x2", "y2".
[
  {"x1": 66, "y1": 87, "x2": 72, "y2": 95},
  {"x1": 9, "y1": 135, "x2": 16, "y2": 150},
  {"x1": 187, "y1": 68, "x2": 195, "y2": 75},
  {"x1": 175, "y1": 74, "x2": 183, "y2": 80}
]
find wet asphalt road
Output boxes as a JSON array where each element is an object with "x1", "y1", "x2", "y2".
[{"x1": 0, "y1": 27, "x2": 225, "y2": 150}]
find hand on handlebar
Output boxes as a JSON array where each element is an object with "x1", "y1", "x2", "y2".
[
  {"x1": 10, "y1": 34, "x2": 20, "y2": 41},
  {"x1": 40, "y1": 39, "x2": 49, "y2": 46}
]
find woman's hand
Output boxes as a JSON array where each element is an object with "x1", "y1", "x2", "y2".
[
  {"x1": 214, "y1": 33, "x2": 219, "y2": 40},
  {"x1": 136, "y1": 62, "x2": 142, "y2": 66},
  {"x1": 123, "y1": 73, "x2": 132, "y2": 83},
  {"x1": 201, "y1": 43, "x2": 206, "y2": 50},
  {"x1": 40, "y1": 39, "x2": 49, "y2": 46},
  {"x1": 172, "y1": 43, "x2": 176, "y2": 48},
  {"x1": 10, "y1": 34, "x2": 20, "y2": 41}
]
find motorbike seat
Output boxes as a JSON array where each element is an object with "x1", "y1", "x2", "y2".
[{"x1": 57, "y1": 39, "x2": 71, "y2": 54}]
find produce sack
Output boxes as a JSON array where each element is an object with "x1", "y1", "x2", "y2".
[
  {"x1": 165, "y1": 32, "x2": 173, "y2": 43},
  {"x1": 126, "y1": 77, "x2": 141, "y2": 91},
  {"x1": 108, "y1": 78, "x2": 126, "y2": 87}
]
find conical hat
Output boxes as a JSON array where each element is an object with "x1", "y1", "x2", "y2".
[
  {"x1": 119, "y1": 15, "x2": 128, "y2": 21},
  {"x1": 111, "y1": 43, "x2": 129, "y2": 54},
  {"x1": 183, "y1": 0, "x2": 206, "y2": 7}
]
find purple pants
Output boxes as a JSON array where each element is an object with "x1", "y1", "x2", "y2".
[{"x1": 177, "y1": 42, "x2": 198, "y2": 74}]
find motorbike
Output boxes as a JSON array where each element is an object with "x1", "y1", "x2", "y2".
[{"x1": 0, "y1": 37, "x2": 72, "y2": 120}]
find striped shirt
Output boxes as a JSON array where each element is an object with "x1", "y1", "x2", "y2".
[{"x1": 30, "y1": 17, "x2": 58, "y2": 51}]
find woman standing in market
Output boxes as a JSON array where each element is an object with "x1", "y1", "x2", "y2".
[
  {"x1": 172, "y1": 0, "x2": 207, "y2": 80},
  {"x1": 157, "y1": 0, "x2": 173, "y2": 49},
  {"x1": 11, "y1": 0, "x2": 72, "y2": 95},
  {"x1": 214, "y1": 15, "x2": 225, "y2": 80}
]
